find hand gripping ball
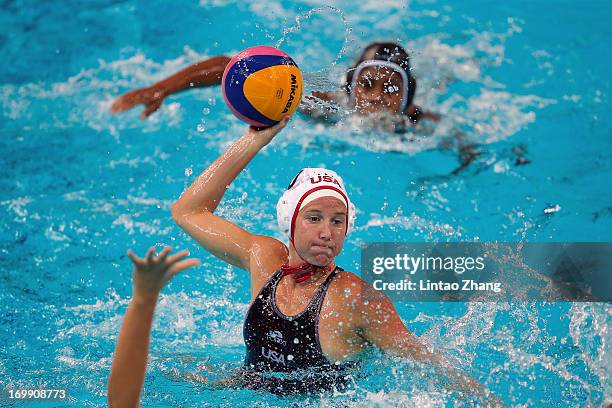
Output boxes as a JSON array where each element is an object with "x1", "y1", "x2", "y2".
[{"x1": 222, "y1": 46, "x2": 303, "y2": 127}]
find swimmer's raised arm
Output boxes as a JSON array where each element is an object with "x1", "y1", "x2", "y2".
[
  {"x1": 110, "y1": 56, "x2": 231, "y2": 119},
  {"x1": 311, "y1": 90, "x2": 346, "y2": 102},
  {"x1": 108, "y1": 246, "x2": 200, "y2": 408},
  {"x1": 171, "y1": 118, "x2": 290, "y2": 273},
  {"x1": 356, "y1": 287, "x2": 502, "y2": 404}
]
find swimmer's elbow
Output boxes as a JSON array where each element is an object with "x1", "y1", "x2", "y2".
[
  {"x1": 171, "y1": 202, "x2": 187, "y2": 224},
  {"x1": 171, "y1": 201, "x2": 211, "y2": 224},
  {"x1": 171, "y1": 203, "x2": 192, "y2": 229}
]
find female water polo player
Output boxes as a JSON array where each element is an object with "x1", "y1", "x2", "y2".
[
  {"x1": 107, "y1": 117, "x2": 501, "y2": 405},
  {"x1": 110, "y1": 42, "x2": 438, "y2": 125}
]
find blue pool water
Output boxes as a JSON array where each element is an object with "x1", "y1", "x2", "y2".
[{"x1": 1, "y1": 0, "x2": 610, "y2": 406}]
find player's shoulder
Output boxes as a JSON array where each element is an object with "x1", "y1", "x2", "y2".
[
  {"x1": 331, "y1": 269, "x2": 369, "y2": 296},
  {"x1": 249, "y1": 235, "x2": 288, "y2": 281},
  {"x1": 332, "y1": 268, "x2": 389, "y2": 303}
]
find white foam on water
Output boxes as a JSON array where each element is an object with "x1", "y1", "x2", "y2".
[
  {"x1": 0, "y1": 47, "x2": 211, "y2": 137},
  {"x1": 436, "y1": 300, "x2": 610, "y2": 405},
  {"x1": 350, "y1": 388, "x2": 444, "y2": 407},
  {"x1": 198, "y1": 0, "x2": 235, "y2": 7},
  {"x1": 57, "y1": 288, "x2": 248, "y2": 348},
  {"x1": 111, "y1": 214, "x2": 173, "y2": 236},
  {"x1": 44, "y1": 223, "x2": 71, "y2": 242},
  {"x1": 357, "y1": 212, "x2": 464, "y2": 239},
  {"x1": 56, "y1": 354, "x2": 112, "y2": 371},
  {"x1": 568, "y1": 303, "x2": 611, "y2": 398},
  {"x1": 0, "y1": 196, "x2": 32, "y2": 220},
  {"x1": 60, "y1": 188, "x2": 175, "y2": 239}
]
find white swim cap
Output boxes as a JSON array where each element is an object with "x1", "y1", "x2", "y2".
[
  {"x1": 349, "y1": 59, "x2": 410, "y2": 112},
  {"x1": 276, "y1": 168, "x2": 356, "y2": 242}
]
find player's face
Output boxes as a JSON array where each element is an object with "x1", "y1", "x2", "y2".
[
  {"x1": 292, "y1": 197, "x2": 347, "y2": 267},
  {"x1": 353, "y1": 66, "x2": 404, "y2": 114}
]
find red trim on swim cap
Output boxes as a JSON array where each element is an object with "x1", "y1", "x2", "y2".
[{"x1": 289, "y1": 185, "x2": 350, "y2": 243}]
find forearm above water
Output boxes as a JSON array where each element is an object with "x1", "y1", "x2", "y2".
[
  {"x1": 108, "y1": 296, "x2": 157, "y2": 407},
  {"x1": 172, "y1": 130, "x2": 269, "y2": 215},
  {"x1": 154, "y1": 56, "x2": 230, "y2": 96}
]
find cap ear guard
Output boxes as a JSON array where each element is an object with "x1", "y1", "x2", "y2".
[
  {"x1": 276, "y1": 193, "x2": 293, "y2": 238},
  {"x1": 346, "y1": 200, "x2": 356, "y2": 235},
  {"x1": 276, "y1": 168, "x2": 356, "y2": 242}
]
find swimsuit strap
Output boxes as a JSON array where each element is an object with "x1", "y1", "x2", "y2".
[
  {"x1": 271, "y1": 266, "x2": 343, "y2": 319},
  {"x1": 309, "y1": 266, "x2": 343, "y2": 316}
]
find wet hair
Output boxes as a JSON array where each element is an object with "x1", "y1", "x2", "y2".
[{"x1": 344, "y1": 42, "x2": 416, "y2": 109}]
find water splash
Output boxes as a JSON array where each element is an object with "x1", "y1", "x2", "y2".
[
  {"x1": 285, "y1": 22, "x2": 557, "y2": 158},
  {"x1": 276, "y1": 5, "x2": 353, "y2": 93}
]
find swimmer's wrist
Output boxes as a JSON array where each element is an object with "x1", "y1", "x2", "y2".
[
  {"x1": 243, "y1": 116, "x2": 289, "y2": 146},
  {"x1": 242, "y1": 128, "x2": 272, "y2": 148},
  {"x1": 131, "y1": 291, "x2": 159, "y2": 307},
  {"x1": 149, "y1": 83, "x2": 169, "y2": 99}
]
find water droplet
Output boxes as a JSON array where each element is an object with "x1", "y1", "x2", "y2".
[
  {"x1": 287, "y1": 354, "x2": 294, "y2": 361},
  {"x1": 207, "y1": 98, "x2": 216, "y2": 106},
  {"x1": 543, "y1": 204, "x2": 561, "y2": 214},
  {"x1": 184, "y1": 167, "x2": 193, "y2": 177},
  {"x1": 196, "y1": 124, "x2": 206, "y2": 132},
  {"x1": 293, "y1": 338, "x2": 300, "y2": 344},
  {"x1": 202, "y1": 108, "x2": 210, "y2": 115}
]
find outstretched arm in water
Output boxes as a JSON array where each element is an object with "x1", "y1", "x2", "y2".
[
  {"x1": 357, "y1": 286, "x2": 503, "y2": 405},
  {"x1": 107, "y1": 246, "x2": 200, "y2": 408},
  {"x1": 110, "y1": 56, "x2": 231, "y2": 119}
]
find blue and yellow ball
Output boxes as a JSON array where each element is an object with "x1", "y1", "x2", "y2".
[{"x1": 222, "y1": 46, "x2": 303, "y2": 127}]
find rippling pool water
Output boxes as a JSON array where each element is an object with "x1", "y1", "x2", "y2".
[{"x1": 1, "y1": 0, "x2": 610, "y2": 406}]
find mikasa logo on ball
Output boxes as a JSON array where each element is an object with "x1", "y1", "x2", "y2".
[{"x1": 281, "y1": 74, "x2": 299, "y2": 113}]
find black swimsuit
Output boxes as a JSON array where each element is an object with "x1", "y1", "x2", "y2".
[{"x1": 240, "y1": 266, "x2": 357, "y2": 394}]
